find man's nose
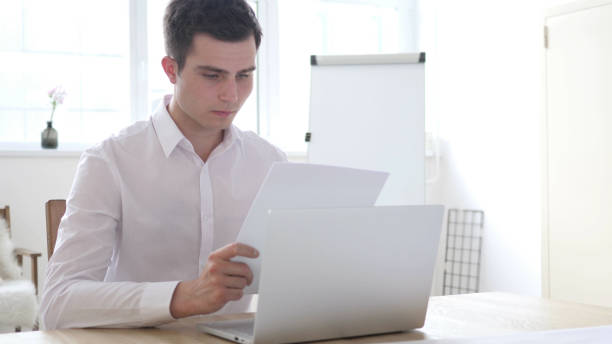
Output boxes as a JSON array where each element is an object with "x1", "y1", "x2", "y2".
[{"x1": 219, "y1": 79, "x2": 239, "y2": 103}]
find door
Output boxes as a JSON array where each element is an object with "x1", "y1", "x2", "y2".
[{"x1": 544, "y1": 0, "x2": 612, "y2": 306}]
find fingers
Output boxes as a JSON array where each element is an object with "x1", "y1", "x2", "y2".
[
  {"x1": 172, "y1": 243, "x2": 258, "y2": 317},
  {"x1": 212, "y1": 287, "x2": 244, "y2": 304},
  {"x1": 204, "y1": 264, "x2": 250, "y2": 306},
  {"x1": 210, "y1": 242, "x2": 259, "y2": 261},
  {"x1": 188, "y1": 243, "x2": 257, "y2": 314},
  {"x1": 224, "y1": 288, "x2": 243, "y2": 301},
  {"x1": 208, "y1": 260, "x2": 254, "y2": 286},
  {"x1": 220, "y1": 275, "x2": 249, "y2": 289}
]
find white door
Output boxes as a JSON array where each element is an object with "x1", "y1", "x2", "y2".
[{"x1": 545, "y1": 0, "x2": 612, "y2": 306}]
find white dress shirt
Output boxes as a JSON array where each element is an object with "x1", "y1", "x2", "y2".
[{"x1": 40, "y1": 95, "x2": 287, "y2": 330}]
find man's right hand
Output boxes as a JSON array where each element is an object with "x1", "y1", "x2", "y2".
[{"x1": 169, "y1": 242, "x2": 259, "y2": 318}]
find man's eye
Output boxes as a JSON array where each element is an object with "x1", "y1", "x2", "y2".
[
  {"x1": 237, "y1": 73, "x2": 251, "y2": 80},
  {"x1": 203, "y1": 74, "x2": 219, "y2": 79}
]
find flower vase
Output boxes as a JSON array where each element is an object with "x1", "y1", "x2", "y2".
[{"x1": 41, "y1": 121, "x2": 58, "y2": 149}]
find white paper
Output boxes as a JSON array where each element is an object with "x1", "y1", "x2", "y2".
[{"x1": 234, "y1": 162, "x2": 389, "y2": 294}]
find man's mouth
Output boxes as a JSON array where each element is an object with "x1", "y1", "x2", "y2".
[{"x1": 212, "y1": 110, "x2": 234, "y2": 117}]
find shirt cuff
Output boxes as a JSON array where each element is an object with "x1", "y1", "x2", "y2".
[{"x1": 138, "y1": 281, "x2": 180, "y2": 324}]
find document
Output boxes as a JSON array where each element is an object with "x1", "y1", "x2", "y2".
[{"x1": 235, "y1": 162, "x2": 389, "y2": 294}]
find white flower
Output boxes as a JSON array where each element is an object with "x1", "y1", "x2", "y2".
[
  {"x1": 48, "y1": 85, "x2": 67, "y2": 122},
  {"x1": 49, "y1": 86, "x2": 67, "y2": 105}
]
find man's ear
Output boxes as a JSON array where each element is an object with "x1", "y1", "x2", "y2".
[{"x1": 161, "y1": 56, "x2": 178, "y2": 84}]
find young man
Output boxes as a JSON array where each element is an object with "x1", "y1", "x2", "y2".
[{"x1": 40, "y1": 0, "x2": 286, "y2": 329}]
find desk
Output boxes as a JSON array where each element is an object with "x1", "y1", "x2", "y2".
[{"x1": 3, "y1": 292, "x2": 612, "y2": 343}]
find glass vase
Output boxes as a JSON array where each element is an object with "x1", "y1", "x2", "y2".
[{"x1": 41, "y1": 121, "x2": 58, "y2": 149}]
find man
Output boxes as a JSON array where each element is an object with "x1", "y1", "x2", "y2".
[{"x1": 40, "y1": 0, "x2": 286, "y2": 329}]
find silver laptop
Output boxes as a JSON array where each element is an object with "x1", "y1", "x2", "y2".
[{"x1": 198, "y1": 205, "x2": 444, "y2": 344}]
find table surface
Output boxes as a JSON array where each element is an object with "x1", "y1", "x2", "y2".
[{"x1": 3, "y1": 292, "x2": 612, "y2": 343}]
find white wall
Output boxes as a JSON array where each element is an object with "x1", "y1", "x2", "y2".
[
  {"x1": 426, "y1": 0, "x2": 571, "y2": 296},
  {"x1": 0, "y1": 154, "x2": 79, "y2": 294}
]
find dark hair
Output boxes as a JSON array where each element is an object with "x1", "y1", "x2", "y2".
[{"x1": 163, "y1": 0, "x2": 262, "y2": 73}]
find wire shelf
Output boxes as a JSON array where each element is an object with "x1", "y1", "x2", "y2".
[{"x1": 442, "y1": 208, "x2": 485, "y2": 295}]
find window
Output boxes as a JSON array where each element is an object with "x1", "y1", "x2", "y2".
[
  {"x1": 1, "y1": 0, "x2": 419, "y2": 152},
  {"x1": 0, "y1": 0, "x2": 131, "y2": 144}
]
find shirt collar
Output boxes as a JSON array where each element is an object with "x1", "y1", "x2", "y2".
[
  {"x1": 152, "y1": 95, "x2": 245, "y2": 159},
  {"x1": 214, "y1": 123, "x2": 245, "y2": 159},
  {"x1": 152, "y1": 95, "x2": 185, "y2": 158}
]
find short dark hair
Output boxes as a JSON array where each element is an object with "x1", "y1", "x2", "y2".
[{"x1": 163, "y1": 0, "x2": 262, "y2": 73}]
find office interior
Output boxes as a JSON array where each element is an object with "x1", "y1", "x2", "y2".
[{"x1": 1, "y1": 0, "x2": 610, "y2": 335}]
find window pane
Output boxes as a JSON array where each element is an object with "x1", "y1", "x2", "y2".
[
  {"x1": 0, "y1": 53, "x2": 26, "y2": 108},
  {"x1": 81, "y1": 56, "x2": 130, "y2": 111},
  {"x1": 317, "y1": 2, "x2": 400, "y2": 54},
  {"x1": 0, "y1": 110, "x2": 25, "y2": 141},
  {"x1": 23, "y1": 0, "x2": 81, "y2": 53},
  {"x1": 0, "y1": 1, "x2": 23, "y2": 51},
  {"x1": 0, "y1": 0, "x2": 130, "y2": 144}
]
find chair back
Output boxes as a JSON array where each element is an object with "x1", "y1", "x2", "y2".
[
  {"x1": 0, "y1": 205, "x2": 11, "y2": 234},
  {"x1": 45, "y1": 200, "x2": 66, "y2": 259}
]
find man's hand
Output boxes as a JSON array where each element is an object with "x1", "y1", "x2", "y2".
[{"x1": 169, "y1": 242, "x2": 259, "y2": 318}]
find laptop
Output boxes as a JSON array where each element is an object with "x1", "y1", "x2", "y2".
[{"x1": 198, "y1": 205, "x2": 444, "y2": 344}]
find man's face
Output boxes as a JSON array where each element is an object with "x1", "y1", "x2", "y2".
[{"x1": 170, "y1": 33, "x2": 257, "y2": 133}]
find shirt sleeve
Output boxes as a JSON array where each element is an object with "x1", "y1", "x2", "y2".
[{"x1": 39, "y1": 146, "x2": 179, "y2": 330}]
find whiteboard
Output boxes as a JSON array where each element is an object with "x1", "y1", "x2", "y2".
[{"x1": 307, "y1": 53, "x2": 425, "y2": 205}]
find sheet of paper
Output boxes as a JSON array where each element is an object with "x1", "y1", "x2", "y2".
[
  {"x1": 420, "y1": 325, "x2": 612, "y2": 344},
  {"x1": 234, "y1": 162, "x2": 389, "y2": 294}
]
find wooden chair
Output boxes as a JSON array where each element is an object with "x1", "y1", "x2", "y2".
[
  {"x1": 0, "y1": 205, "x2": 42, "y2": 295},
  {"x1": 45, "y1": 200, "x2": 66, "y2": 259}
]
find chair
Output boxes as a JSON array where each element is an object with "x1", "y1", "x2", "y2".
[
  {"x1": 0, "y1": 206, "x2": 42, "y2": 295},
  {"x1": 0, "y1": 212, "x2": 38, "y2": 332},
  {"x1": 45, "y1": 200, "x2": 66, "y2": 259}
]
